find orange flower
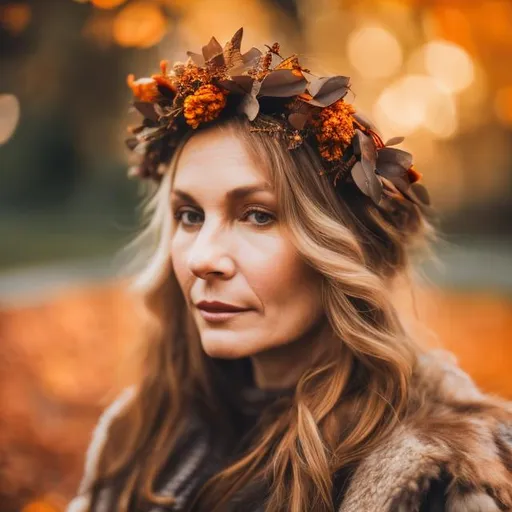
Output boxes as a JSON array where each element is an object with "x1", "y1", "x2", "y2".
[
  {"x1": 407, "y1": 164, "x2": 423, "y2": 183},
  {"x1": 127, "y1": 74, "x2": 159, "y2": 102},
  {"x1": 151, "y1": 59, "x2": 177, "y2": 95},
  {"x1": 183, "y1": 84, "x2": 228, "y2": 129},
  {"x1": 311, "y1": 99, "x2": 356, "y2": 161}
]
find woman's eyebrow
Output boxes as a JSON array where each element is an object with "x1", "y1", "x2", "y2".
[{"x1": 170, "y1": 183, "x2": 273, "y2": 203}]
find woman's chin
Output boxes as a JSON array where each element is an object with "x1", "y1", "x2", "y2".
[{"x1": 199, "y1": 336, "x2": 252, "y2": 360}]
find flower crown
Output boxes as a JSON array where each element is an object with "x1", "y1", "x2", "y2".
[{"x1": 125, "y1": 27, "x2": 431, "y2": 213}]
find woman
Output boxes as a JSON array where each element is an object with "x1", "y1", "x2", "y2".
[{"x1": 68, "y1": 28, "x2": 512, "y2": 512}]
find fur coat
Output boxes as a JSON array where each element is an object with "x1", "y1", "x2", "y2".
[{"x1": 67, "y1": 349, "x2": 512, "y2": 512}]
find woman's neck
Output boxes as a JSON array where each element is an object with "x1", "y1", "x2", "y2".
[{"x1": 250, "y1": 319, "x2": 334, "y2": 390}]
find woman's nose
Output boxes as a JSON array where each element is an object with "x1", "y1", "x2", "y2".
[{"x1": 187, "y1": 225, "x2": 236, "y2": 280}]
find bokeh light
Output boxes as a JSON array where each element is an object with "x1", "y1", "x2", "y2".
[
  {"x1": 0, "y1": 2, "x2": 32, "y2": 35},
  {"x1": 0, "y1": 94, "x2": 21, "y2": 146},
  {"x1": 373, "y1": 74, "x2": 457, "y2": 139},
  {"x1": 423, "y1": 39, "x2": 475, "y2": 94},
  {"x1": 113, "y1": 1, "x2": 168, "y2": 48},
  {"x1": 347, "y1": 25, "x2": 403, "y2": 79}
]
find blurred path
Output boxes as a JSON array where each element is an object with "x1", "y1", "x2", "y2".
[{"x1": 0, "y1": 238, "x2": 511, "y2": 305}]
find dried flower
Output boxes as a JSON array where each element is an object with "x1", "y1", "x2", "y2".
[
  {"x1": 150, "y1": 60, "x2": 177, "y2": 96},
  {"x1": 127, "y1": 75, "x2": 159, "y2": 102},
  {"x1": 183, "y1": 84, "x2": 228, "y2": 129},
  {"x1": 124, "y1": 27, "x2": 431, "y2": 215},
  {"x1": 311, "y1": 99, "x2": 356, "y2": 161}
]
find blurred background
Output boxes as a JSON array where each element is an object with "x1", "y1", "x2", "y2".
[{"x1": 0, "y1": 0, "x2": 511, "y2": 510}]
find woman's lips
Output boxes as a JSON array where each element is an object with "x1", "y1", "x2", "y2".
[{"x1": 197, "y1": 308, "x2": 251, "y2": 323}]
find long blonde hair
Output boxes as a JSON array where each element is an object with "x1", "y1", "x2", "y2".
[{"x1": 88, "y1": 116, "x2": 437, "y2": 512}]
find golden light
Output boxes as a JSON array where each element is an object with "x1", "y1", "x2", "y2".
[
  {"x1": 423, "y1": 39, "x2": 475, "y2": 94},
  {"x1": 346, "y1": 25, "x2": 403, "y2": 79},
  {"x1": 0, "y1": 94, "x2": 20, "y2": 146},
  {"x1": 0, "y1": 3, "x2": 31, "y2": 35},
  {"x1": 113, "y1": 2, "x2": 168, "y2": 48},
  {"x1": 494, "y1": 86, "x2": 512, "y2": 127},
  {"x1": 373, "y1": 74, "x2": 457, "y2": 139},
  {"x1": 91, "y1": 0, "x2": 127, "y2": 8}
]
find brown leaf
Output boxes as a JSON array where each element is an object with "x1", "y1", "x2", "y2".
[
  {"x1": 377, "y1": 147, "x2": 413, "y2": 169},
  {"x1": 306, "y1": 76, "x2": 350, "y2": 107},
  {"x1": 238, "y1": 93, "x2": 260, "y2": 121},
  {"x1": 133, "y1": 101, "x2": 159, "y2": 122},
  {"x1": 384, "y1": 136, "x2": 404, "y2": 146},
  {"x1": 242, "y1": 47, "x2": 262, "y2": 65},
  {"x1": 352, "y1": 130, "x2": 382, "y2": 204},
  {"x1": 376, "y1": 162, "x2": 408, "y2": 179},
  {"x1": 202, "y1": 36, "x2": 223, "y2": 62},
  {"x1": 223, "y1": 27, "x2": 244, "y2": 68},
  {"x1": 353, "y1": 112, "x2": 377, "y2": 131},
  {"x1": 389, "y1": 175, "x2": 410, "y2": 195},
  {"x1": 258, "y1": 69, "x2": 307, "y2": 97},
  {"x1": 351, "y1": 161, "x2": 383, "y2": 204},
  {"x1": 186, "y1": 51, "x2": 205, "y2": 67},
  {"x1": 354, "y1": 129, "x2": 377, "y2": 170},
  {"x1": 217, "y1": 76, "x2": 253, "y2": 94},
  {"x1": 230, "y1": 75, "x2": 254, "y2": 93},
  {"x1": 209, "y1": 53, "x2": 226, "y2": 68},
  {"x1": 288, "y1": 112, "x2": 309, "y2": 130}
]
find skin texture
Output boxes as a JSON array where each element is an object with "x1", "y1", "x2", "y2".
[{"x1": 170, "y1": 128, "x2": 328, "y2": 389}]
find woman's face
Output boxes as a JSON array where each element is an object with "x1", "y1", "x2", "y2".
[{"x1": 170, "y1": 127, "x2": 324, "y2": 359}]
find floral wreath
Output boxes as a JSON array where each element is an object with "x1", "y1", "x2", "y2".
[{"x1": 125, "y1": 27, "x2": 431, "y2": 213}]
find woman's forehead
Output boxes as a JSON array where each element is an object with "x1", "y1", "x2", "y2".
[{"x1": 173, "y1": 129, "x2": 272, "y2": 192}]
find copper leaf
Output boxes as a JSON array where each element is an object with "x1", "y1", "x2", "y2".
[
  {"x1": 288, "y1": 112, "x2": 309, "y2": 130},
  {"x1": 258, "y1": 69, "x2": 307, "y2": 97},
  {"x1": 134, "y1": 101, "x2": 159, "y2": 122},
  {"x1": 242, "y1": 47, "x2": 262, "y2": 65},
  {"x1": 384, "y1": 136, "x2": 404, "y2": 146},
  {"x1": 231, "y1": 75, "x2": 254, "y2": 93},
  {"x1": 223, "y1": 27, "x2": 244, "y2": 68},
  {"x1": 351, "y1": 161, "x2": 383, "y2": 204},
  {"x1": 353, "y1": 129, "x2": 377, "y2": 168},
  {"x1": 208, "y1": 53, "x2": 225, "y2": 68},
  {"x1": 377, "y1": 147, "x2": 413, "y2": 169},
  {"x1": 306, "y1": 76, "x2": 350, "y2": 107},
  {"x1": 353, "y1": 112, "x2": 377, "y2": 131},
  {"x1": 376, "y1": 162, "x2": 408, "y2": 178},
  {"x1": 202, "y1": 36, "x2": 223, "y2": 62},
  {"x1": 217, "y1": 76, "x2": 253, "y2": 94},
  {"x1": 186, "y1": 51, "x2": 205, "y2": 67}
]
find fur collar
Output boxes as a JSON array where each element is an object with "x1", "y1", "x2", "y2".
[
  {"x1": 339, "y1": 350, "x2": 512, "y2": 512},
  {"x1": 67, "y1": 350, "x2": 512, "y2": 512}
]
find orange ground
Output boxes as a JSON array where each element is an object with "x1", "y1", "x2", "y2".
[{"x1": 0, "y1": 280, "x2": 510, "y2": 510}]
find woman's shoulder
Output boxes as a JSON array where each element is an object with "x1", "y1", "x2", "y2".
[
  {"x1": 339, "y1": 349, "x2": 512, "y2": 512},
  {"x1": 66, "y1": 385, "x2": 138, "y2": 512}
]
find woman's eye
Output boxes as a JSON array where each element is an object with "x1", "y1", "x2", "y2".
[
  {"x1": 242, "y1": 209, "x2": 275, "y2": 227},
  {"x1": 173, "y1": 208, "x2": 275, "y2": 228},
  {"x1": 173, "y1": 209, "x2": 203, "y2": 226}
]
